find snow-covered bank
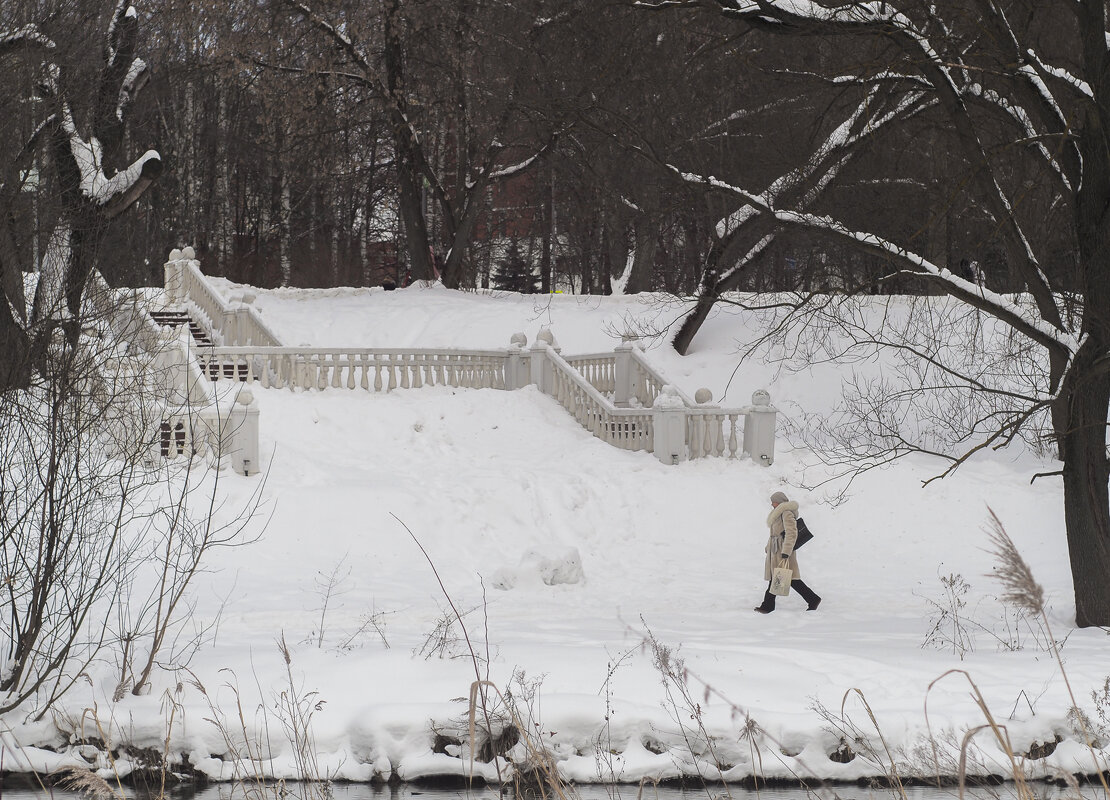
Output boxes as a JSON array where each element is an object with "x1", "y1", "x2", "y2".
[{"x1": 3, "y1": 283, "x2": 1107, "y2": 787}]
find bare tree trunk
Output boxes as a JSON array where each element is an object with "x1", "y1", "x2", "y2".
[
  {"x1": 308, "y1": 189, "x2": 317, "y2": 271},
  {"x1": 540, "y1": 165, "x2": 553, "y2": 294},
  {"x1": 278, "y1": 176, "x2": 292, "y2": 287},
  {"x1": 331, "y1": 209, "x2": 340, "y2": 286},
  {"x1": 625, "y1": 216, "x2": 657, "y2": 294},
  {"x1": 0, "y1": 299, "x2": 30, "y2": 390},
  {"x1": 1057, "y1": 338, "x2": 1110, "y2": 627},
  {"x1": 214, "y1": 90, "x2": 231, "y2": 272},
  {"x1": 384, "y1": 0, "x2": 433, "y2": 282}
]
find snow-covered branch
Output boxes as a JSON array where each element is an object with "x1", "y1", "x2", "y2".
[
  {"x1": 962, "y1": 83, "x2": 1074, "y2": 193},
  {"x1": 0, "y1": 24, "x2": 55, "y2": 56},
  {"x1": 117, "y1": 57, "x2": 149, "y2": 122},
  {"x1": 715, "y1": 89, "x2": 930, "y2": 240},
  {"x1": 675, "y1": 168, "x2": 1080, "y2": 358}
]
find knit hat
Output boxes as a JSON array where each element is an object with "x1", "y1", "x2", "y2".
[{"x1": 770, "y1": 491, "x2": 789, "y2": 504}]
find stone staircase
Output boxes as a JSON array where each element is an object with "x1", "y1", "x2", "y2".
[
  {"x1": 149, "y1": 309, "x2": 247, "y2": 381},
  {"x1": 149, "y1": 309, "x2": 212, "y2": 346}
]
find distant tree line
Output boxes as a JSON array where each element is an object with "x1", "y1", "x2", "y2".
[{"x1": 3, "y1": 0, "x2": 1038, "y2": 300}]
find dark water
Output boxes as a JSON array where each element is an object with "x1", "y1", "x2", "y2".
[{"x1": 0, "y1": 784, "x2": 1086, "y2": 800}]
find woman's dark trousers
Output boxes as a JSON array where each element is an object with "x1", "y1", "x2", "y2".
[{"x1": 757, "y1": 579, "x2": 821, "y2": 611}]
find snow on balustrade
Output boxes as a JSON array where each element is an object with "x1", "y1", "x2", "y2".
[
  {"x1": 629, "y1": 348, "x2": 693, "y2": 409},
  {"x1": 563, "y1": 353, "x2": 617, "y2": 395},
  {"x1": 161, "y1": 252, "x2": 777, "y2": 465},
  {"x1": 205, "y1": 348, "x2": 511, "y2": 393},
  {"x1": 687, "y1": 410, "x2": 742, "y2": 460},
  {"x1": 545, "y1": 347, "x2": 654, "y2": 453},
  {"x1": 165, "y1": 248, "x2": 282, "y2": 348}
]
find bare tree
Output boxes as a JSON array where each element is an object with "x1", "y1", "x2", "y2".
[
  {"x1": 0, "y1": 2, "x2": 162, "y2": 392},
  {"x1": 0, "y1": 2, "x2": 263, "y2": 717},
  {"x1": 276, "y1": 0, "x2": 565, "y2": 289},
  {"x1": 655, "y1": 0, "x2": 1110, "y2": 625}
]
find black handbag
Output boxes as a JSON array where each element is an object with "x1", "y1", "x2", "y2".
[
  {"x1": 782, "y1": 518, "x2": 815, "y2": 549},
  {"x1": 794, "y1": 517, "x2": 814, "y2": 549}
]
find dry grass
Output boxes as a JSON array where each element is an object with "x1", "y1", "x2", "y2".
[
  {"x1": 985, "y1": 509, "x2": 1045, "y2": 616},
  {"x1": 50, "y1": 766, "x2": 120, "y2": 800}
]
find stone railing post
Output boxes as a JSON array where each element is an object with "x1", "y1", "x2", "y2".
[
  {"x1": 651, "y1": 385, "x2": 687, "y2": 464},
  {"x1": 530, "y1": 327, "x2": 559, "y2": 395},
  {"x1": 614, "y1": 335, "x2": 636, "y2": 407},
  {"x1": 227, "y1": 387, "x2": 261, "y2": 476},
  {"x1": 164, "y1": 250, "x2": 184, "y2": 306},
  {"x1": 743, "y1": 388, "x2": 777, "y2": 466},
  {"x1": 505, "y1": 332, "x2": 528, "y2": 390},
  {"x1": 153, "y1": 326, "x2": 183, "y2": 398}
]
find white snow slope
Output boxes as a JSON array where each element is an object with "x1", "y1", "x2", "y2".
[{"x1": 4, "y1": 282, "x2": 1108, "y2": 787}]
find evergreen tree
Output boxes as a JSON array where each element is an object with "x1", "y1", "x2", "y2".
[{"x1": 492, "y1": 239, "x2": 539, "y2": 294}]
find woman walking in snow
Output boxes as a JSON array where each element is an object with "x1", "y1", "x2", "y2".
[{"x1": 754, "y1": 491, "x2": 822, "y2": 613}]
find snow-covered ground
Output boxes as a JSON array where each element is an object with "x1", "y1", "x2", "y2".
[{"x1": 4, "y1": 281, "x2": 1107, "y2": 787}]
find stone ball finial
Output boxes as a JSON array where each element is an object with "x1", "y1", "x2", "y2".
[
  {"x1": 181, "y1": 245, "x2": 196, "y2": 260},
  {"x1": 652, "y1": 384, "x2": 686, "y2": 410},
  {"x1": 752, "y1": 389, "x2": 771, "y2": 407},
  {"x1": 237, "y1": 388, "x2": 254, "y2": 406},
  {"x1": 694, "y1": 387, "x2": 713, "y2": 404},
  {"x1": 168, "y1": 248, "x2": 182, "y2": 261},
  {"x1": 536, "y1": 327, "x2": 560, "y2": 350},
  {"x1": 510, "y1": 332, "x2": 527, "y2": 347}
]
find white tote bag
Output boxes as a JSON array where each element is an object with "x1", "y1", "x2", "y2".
[{"x1": 770, "y1": 566, "x2": 793, "y2": 596}]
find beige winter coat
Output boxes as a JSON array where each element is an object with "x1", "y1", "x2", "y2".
[{"x1": 764, "y1": 500, "x2": 802, "y2": 581}]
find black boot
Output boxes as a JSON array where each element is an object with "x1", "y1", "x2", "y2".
[
  {"x1": 792, "y1": 580, "x2": 821, "y2": 610},
  {"x1": 754, "y1": 585, "x2": 776, "y2": 613}
]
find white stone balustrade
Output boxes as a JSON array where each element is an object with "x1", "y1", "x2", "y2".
[
  {"x1": 160, "y1": 255, "x2": 777, "y2": 467},
  {"x1": 204, "y1": 348, "x2": 511, "y2": 392},
  {"x1": 165, "y1": 248, "x2": 282, "y2": 347},
  {"x1": 542, "y1": 346, "x2": 654, "y2": 453}
]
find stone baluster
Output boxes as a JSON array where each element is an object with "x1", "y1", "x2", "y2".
[
  {"x1": 301, "y1": 354, "x2": 313, "y2": 390},
  {"x1": 695, "y1": 388, "x2": 717, "y2": 459}
]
